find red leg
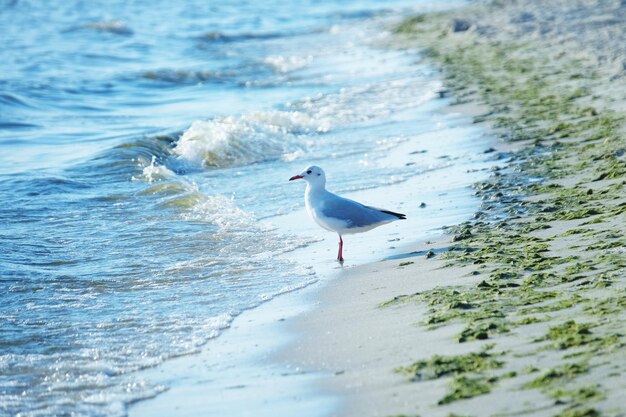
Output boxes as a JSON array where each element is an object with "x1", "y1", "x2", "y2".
[{"x1": 337, "y1": 235, "x2": 344, "y2": 262}]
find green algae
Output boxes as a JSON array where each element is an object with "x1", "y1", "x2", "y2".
[
  {"x1": 548, "y1": 207, "x2": 603, "y2": 221},
  {"x1": 553, "y1": 408, "x2": 601, "y2": 417},
  {"x1": 583, "y1": 295, "x2": 626, "y2": 317},
  {"x1": 541, "y1": 321, "x2": 594, "y2": 350},
  {"x1": 448, "y1": 232, "x2": 562, "y2": 271},
  {"x1": 585, "y1": 240, "x2": 626, "y2": 251},
  {"x1": 536, "y1": 320, "x2": 623, "y2": 353},
  {"x1": 524, "y1": 362, "x2": 588, "y2": 389},
  {"x1": 439, "y1": 375, "x2": 496, "y2": 404},
  {"x1": 397, "y1": 348, "x2": 507, "y2": 405},
  {"x1": 564, "y1": 262, "x2": 595, "y2": 275},
  {"x1": 378, "y1": 293, "x2": 418, "y2": 308},
  {"x1": 523, "y1": 365, "x2": 540, "y2": 374},
  {"x1": 387, "y1": 415, "x2": 420, "y2": 417},
  {"x1": 549, "y1": 386, "x2": 604, "y2": 404},
  {"x1": 513, "y1": 316, "x2": 548, "y2": 326},
  {"x1": 517, "y1": 296, "x2": 582, "y2": 315},
  {"x1": 458, "y1": 320, "x2": 509, "y2": 343},
  {"x1": 393, "y1": 14, "x2": 427, "y2": 34},
  {"x1": 415, "y1": 281, "x2": 567, "y2": 337},
  {"x1": 397, "y1": 349, "x2": 503, "y2": 381},
  {"x1": 522, "y1": 272, "x2": 558, "y2": 287}
]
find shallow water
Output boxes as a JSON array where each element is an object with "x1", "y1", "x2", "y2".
[{"x1": 0, "y1": 0, "x2": 479, "y2": 415}]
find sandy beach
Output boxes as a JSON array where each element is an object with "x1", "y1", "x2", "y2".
[
  {"x1": 280, "y1": 1, "x2": 626, "y2": 417},
  {"x1": 118, "y1": 1, "x2": 626, "y2": 416},
  {"x1": 12, "y1": 1, "x2": 626, "y2": 416}
]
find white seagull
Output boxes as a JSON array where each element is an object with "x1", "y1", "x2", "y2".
[{"x1": 289, "y1": 165, "x2": 406, "y2": 262}]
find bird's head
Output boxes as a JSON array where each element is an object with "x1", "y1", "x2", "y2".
[{"x1": 289, "y1": 165, "x2": 326, "y2": 188}]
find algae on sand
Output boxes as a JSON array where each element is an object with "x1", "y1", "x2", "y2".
[
  {"x1": 387, "y1": 2, "x2": 626, "y2": 413},
  {"x1": 396, "y1": 348, "x2": 509, "y2": 406},
  {"x1": 396, "y1": 348, "x2": 504, "y2": 381}
]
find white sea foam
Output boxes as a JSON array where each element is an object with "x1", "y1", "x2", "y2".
[
  {"x1": 173, "y1": 110, "x2": 329, "y2": 168},
  {"x1": 263, "y1": 54, "x2": 313, "y2": 73},
  {"x1": 132, "y1": 156, "x2": 175, "y2": 183},
  {"x1": 289, "y1": 78, "x2": 441, "y2": 124},
  {"x1": 181, "y1": 194, "x2": 256, "y2": 230},
  {"x1": 173, "y1": 111, "x2": 329, "y2": 167}
]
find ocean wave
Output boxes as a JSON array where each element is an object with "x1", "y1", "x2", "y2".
[
  {"x1": 131, "y1": 156, "x2": 175, "y2": 183},
  {"x1": 82, "y1": 134, "x2": 177, "y2": 181},
  {"x1": 201, "y1": 29, "x2": 318, "y2": 43},
  {"x1": 4, "y1": 176, "x2": 91, "y2": 196},
  {"x1": 262, "y1": 55, "x2": 313, "y2": 73},
  {"x1": 138, "y1": 181, "x2": 189, "y2": 196},
  {"x1": 0, "y1": 92, "x2": 36, "y2": 108},
  {"x1": 173, "y1": 110, "x2": 329, "y2": 168},
  {"x1": 141, "y1": 69, "x2": 238, "y2": 85},
  {"x1": 203, "y1": 31, "x2": 284, "y2": 42},
  {"x1": 330, "y1": 9, "x2": 388, "y2": 19},
  {"x1": 0, "y1": 121, "x2": 39, "y2": 129},
  {"x1": 83, "y1": 20, "x2": 133, "y2": 35},
  {"x1": 138, "y1": 177, "x2": 257, "y2": 231}
]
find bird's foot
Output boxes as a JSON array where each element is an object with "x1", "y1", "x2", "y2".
[{"x1": 337, "y1": 257, "x2": 344, "y2": 264}]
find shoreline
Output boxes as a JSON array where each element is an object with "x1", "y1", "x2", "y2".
[
  {"x1": 280, "y1": 1, "x2": 626, "y2": 417},
  {"x1": 277, "y1": 99, "x2": 510, "y2": 417},
  {"x1": 128, "y1": 279, "x2": 337, "y2": 417},
  {"x1": 130, "y1": 2, "x2": 626, "y2": 415},
  {"x1": 128, "y1": 62, "x2": 498, "y2": 415}
]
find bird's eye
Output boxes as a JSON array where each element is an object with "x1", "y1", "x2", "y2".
[{"x1": 306, "y1": 170, "x2": 312, "y2": 174}]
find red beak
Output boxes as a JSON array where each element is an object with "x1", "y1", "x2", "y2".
[{"x1": 289, "y1": 175, "x2": 303, "y2": 181}]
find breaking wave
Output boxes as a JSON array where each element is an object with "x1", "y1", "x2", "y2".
[{"x1": 172, "y1": 110, "x2": 329, "y2": 168}]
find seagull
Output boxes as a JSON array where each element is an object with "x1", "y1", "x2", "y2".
[{"x1": 289, "y1": 165, "x2": 406, "y2": 262}]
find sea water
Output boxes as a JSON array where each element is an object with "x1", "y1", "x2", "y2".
[{"x1": 0, "y1": 1, "x2": 489, "y2": 416}]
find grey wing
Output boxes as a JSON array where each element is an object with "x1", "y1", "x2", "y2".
[{"x1": 321, "y1": 195, "x2": 395, "y2": 228}]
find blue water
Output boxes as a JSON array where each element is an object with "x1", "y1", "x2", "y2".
[{"x1": 0, "y1": 1, "x2": 474, "y2": 416}]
